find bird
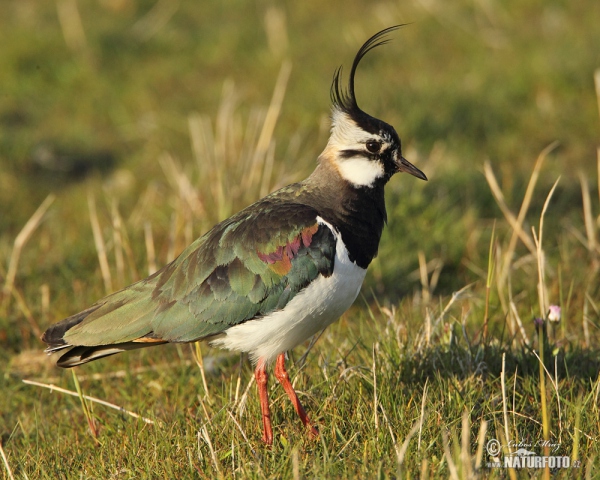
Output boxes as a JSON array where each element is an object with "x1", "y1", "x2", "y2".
[{"x1": 41, "y1": 25, "x2": 426, "y2": 446}]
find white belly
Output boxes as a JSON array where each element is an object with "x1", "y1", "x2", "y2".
[{"x1": 210, "y1": 218, "x2": 366, "y2": 364}]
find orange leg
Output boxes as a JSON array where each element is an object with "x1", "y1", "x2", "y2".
[
  {"x1": 274, "y1": 353, "x2": 319, "y2": 438},
  {"x1": 254, "y1": 360, "x2": 273, "y2": 445}
]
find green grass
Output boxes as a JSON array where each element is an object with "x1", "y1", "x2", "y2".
[{"x1": 2, "y1": 0, "x2": 600, "y2": 478}]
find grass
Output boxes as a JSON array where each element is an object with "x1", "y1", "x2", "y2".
[{"x1": 1, "y1": 0, "x2": 600, "y2": 478}]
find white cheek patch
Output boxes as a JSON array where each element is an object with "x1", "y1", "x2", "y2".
[
  {"x1": 337, "y1": 158, "x2": 384, "y2": 187},
  {"x1": 325, "y1": 107, "x2": 388, "y2": 187}
]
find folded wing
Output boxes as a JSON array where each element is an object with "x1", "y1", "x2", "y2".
[{"x1": 42, "y1": 197, "x2": 336, "y2": 367}]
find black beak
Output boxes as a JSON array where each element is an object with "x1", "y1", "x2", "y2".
[{"x1": 396, "y1": 156, "x2": 427, "y2": 181}]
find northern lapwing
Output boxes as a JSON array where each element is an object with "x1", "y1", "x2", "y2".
[{"x1": 42, "y1": 25, "x2": 427, "y2": 445}]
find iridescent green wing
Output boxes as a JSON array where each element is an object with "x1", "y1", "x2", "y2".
[{"x1": 63, "y1": 196, "x2": 336, "y2": 347}]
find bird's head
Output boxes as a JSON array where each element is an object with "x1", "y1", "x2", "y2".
[{"x1": 320, "y1": 26, "x2": 427, "y2": 188}]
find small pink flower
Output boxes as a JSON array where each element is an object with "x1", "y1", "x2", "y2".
[{"x1": 548, "y1": 305, "x2": 561, "y2": 322}]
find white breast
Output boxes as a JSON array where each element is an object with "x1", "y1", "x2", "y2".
[{"x1": 210, "y1": 217, "x2": 366, "y2": 364}]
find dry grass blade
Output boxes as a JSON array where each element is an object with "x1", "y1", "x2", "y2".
[
  {"x1": 236, "y1": 374, "x2": 255, "y2": 417},
  {"x1": 430, "y1": 283, "x2": 474, "y2": 336},
  {"x1": 22, "y1": 379, "x2": 156, "y2": 425},
  {"x1": 482, "y1": 221, "x2": 496, "y2": 341},
  {"x1": 509, "y1": 141, "x2": 558, "y2": 248},
  {"x1": 378, "y1": 402, "x2": 401, "y2": 474},
  {"x1": 131, "y1": 0, "x2": 179, "y2": 42},
  {"x1": 88, "y1": 193, "x2": 113, "y2": 294},
  {"x1": 418, "y1": 250, "x2": 431, "y2": 304},
  {"x1": 3, "y1": 194, "x2": 55, "y2": 300},
  {"x1": 418, "y1": 378, "x2": 428, "y2": 450},
  {"x1": 243, "y1": 60, "x2": 292, "y2": 193},
  {"x1": 572, "y1": 395, "x2": 582, "y2": 462},
  {"x1": 441, "y1": 430, "x2": 459, "y2": 480},
  {"x1": 484, "y1": 143, "x2": 559, "y2": 288},
  {"x1": 226, "y1": 410, "x2": 259, "y2": 460},
  {"x1": 40, "y1": 283, "x2": 50, "y2": 319},
  {"x1": 159, "y1": 153, "x2": 204, "y2": 218},
  {"x1": 297, "y1": 328, "x2": 326, "y2": 368},
  {"x1": 533, "y1": 177, "x2": 560, "y2": 317},
  {"x1": 483, "y1": 160, "x2": 535, "y2": 255},
  {"x1": 71, "y1": 369, "x2": 100, "y2": 442},
  {"x1": 395, "y1": 419, "x2": 422, "y2": 476},
  {"x1": 144, "y1": 221, "x2": 157, "y2": 275},
  {"x1": 56, "y1": 0, "x2": 87, "y2": 53},
  {"x1": 259, "y1": 143, "x2": 276, "y2": 198},
  {"x1": 37, "y1": 360, "x2": 195, "y2": 383},
  {"x1": 372, "y1": 343, "x2": 378, "y2": 430},
  {"x1": 335, "y1": 432, "x2": 359, "y2": 459},
  {"x1": 10, "y1": 287, "x2": 42, "y2": 338},
  {"x1": 501, "y1": 353, "x2": 512, "y2": 455},
  {"x1": 0, "y1": 440, "x2": 15, "y2": 480},
  {"x1": 111, "y1": 200, "x2": 126, "y2": 289},
  {"x1": 474, "y1": 419, "x2": 488, "y2": 470},
  {"x1": 198, "y1": 427, "x2": 223, "y2": 479},
  {"x1": 192, "y1": 342, "x2": 212, "y2": 402},
  {"x1": 509, "y1": 301, "x2": 529, "y2": 344},
  {"x1": 530, "y1": 349, "x2": 562, "y2": 416},
  {"x1": 186, "y1": 73, "x2": 295, "y2": 227},
  {"x1": 496, "y1": 427, "x2": 518, "y2": 480},
  {"x1": 597, "y1": 148, "x2": 600, "y2": 206},
  {"x1": 460, "y1": 412, "x2": 472, "y2": 478},
  {"x1": 378, "y1": 394, "x2": 425, "y2": 477},
  {"x1": 264, "y1": 6, "x2": 288, "y2": 58},
  {"x1": 579, "y1": 171, "x2": 598, "y2": 261},
  {"x1": 292, "y1": 448, "x2": 300, "y2": 480},
  {"x1": 595, "y1": 69, "x2": 600, "y2": 123}
]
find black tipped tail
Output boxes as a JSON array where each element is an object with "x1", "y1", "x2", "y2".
[
  {"x1": 41, "y1": 305, "x2": 102, "y2": 351},
  {"x1": 41, "y1": 304, "x2": 167, "y2": 368},
  {"x1": 54, "y1": 342, "x2": 167, "y2": 368}
]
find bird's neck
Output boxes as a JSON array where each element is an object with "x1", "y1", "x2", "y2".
[{"x1": 302, "y1": 159, "x2": 387, "y2": 268}]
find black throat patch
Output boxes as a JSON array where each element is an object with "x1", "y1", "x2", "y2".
[{"x1": 301, "y1": 165, "x2": 387, "y2": 269}]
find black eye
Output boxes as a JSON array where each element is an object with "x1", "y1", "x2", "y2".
[{"x1": 366, "y1": 140, "x2": 381, "y2": 153}]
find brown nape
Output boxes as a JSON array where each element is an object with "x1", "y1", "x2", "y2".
[{"x1": 304, "y1": 152, "x2": 347, "y2": 193}]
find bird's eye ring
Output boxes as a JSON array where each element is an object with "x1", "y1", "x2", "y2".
[{"x1": 366, "y1": 140, "x2": 381, "y2": 153}]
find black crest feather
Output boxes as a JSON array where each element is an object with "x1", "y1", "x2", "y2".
[{"x1": 331, "y1": 25, "x2": 403, "y2": 115}]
